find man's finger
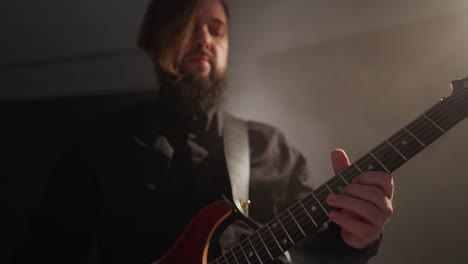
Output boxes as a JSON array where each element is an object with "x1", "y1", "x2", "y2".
[
  {"x1": 331, "y1": 149, "x2": 351, "y2": 175},
  {"x1": 339, "y1": 184, "x2": 394, "y2": 217},
  {"x1": 329, "y1": 210, "x2": 380, "y2": 248},
  {"x1": 353, "y1": 172, "x2": 394, "y2": 199},
  {"x1": 326, "y1": 194, "x2": 387, "y2": 228}
]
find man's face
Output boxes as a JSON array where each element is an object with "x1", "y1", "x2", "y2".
[{"x1": 181, "y1": 0, "x2": 229, "y2": 80}]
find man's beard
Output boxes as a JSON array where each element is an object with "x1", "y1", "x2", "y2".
[{"x1": 157, "y1": 67, "x2": 227, "y2": 116}]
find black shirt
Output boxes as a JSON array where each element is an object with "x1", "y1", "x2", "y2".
[{"x1": 20, "y1": 103, "x2": 380, "y2": 264}]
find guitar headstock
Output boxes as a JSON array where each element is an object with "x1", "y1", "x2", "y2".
[{"x1": 450, "y1": 77, "x2": 468, "y2": 116}]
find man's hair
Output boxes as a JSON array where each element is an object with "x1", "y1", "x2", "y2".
[{"x1": 137, "y1": 0, "x2": 229, "y2": 77}]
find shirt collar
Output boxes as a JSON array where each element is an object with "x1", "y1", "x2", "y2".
[{"x1": 190, "y1": 107, "x2": 223, "y2": 137}]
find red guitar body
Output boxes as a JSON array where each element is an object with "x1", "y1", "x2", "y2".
[{"x1": 153, "y1": 201, "x2": 233, "y2": 264}]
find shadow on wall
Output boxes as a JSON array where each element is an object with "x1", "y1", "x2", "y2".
[{"x1": 255, "y1": 10, "x2": 468, "y2": 264}]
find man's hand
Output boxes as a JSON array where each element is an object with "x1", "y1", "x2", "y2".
[{"x1": 326, "y1": 149, "x2": 394, "y2": 249}]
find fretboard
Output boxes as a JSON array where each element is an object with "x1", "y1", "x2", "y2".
[{"x1": 212, "y1": 88, "x2": 468, "y2": 264}]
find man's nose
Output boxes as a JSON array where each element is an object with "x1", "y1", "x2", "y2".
[{"x1": 194, "y1": 26, "x2": 212, "y2": 49}]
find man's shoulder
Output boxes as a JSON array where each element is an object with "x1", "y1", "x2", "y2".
[
  {"x1": 246, "y1": 120, "x2": 285, "y2": 140},
  {"x1": 243, "y1": 118, "x2": 307, "y2": 182},
  {"x1": 244, "y1": 119, "x2": 296, "y2": 154}
]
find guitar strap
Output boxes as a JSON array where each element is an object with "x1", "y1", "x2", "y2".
[
  {"x1": 223, "y1": 112, "x2": 292, "y2": 263},
  {"x1": 223, "y1": 112, "x2": 250, "y2": 217}
]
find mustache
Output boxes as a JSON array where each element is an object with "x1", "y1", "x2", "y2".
[{"x1": 183, "y1": 49, "x2": 215, "y2": 62}]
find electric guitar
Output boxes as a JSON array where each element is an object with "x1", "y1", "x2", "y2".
[{"x1": 154, "y1": 77, "x2": 468, "y2": 264}]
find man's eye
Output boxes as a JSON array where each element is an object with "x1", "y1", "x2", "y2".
[
  {"x1": 209, "y1": 28, "x2": 222, "y2": 37},
  {"x1": 209, "y1": 24, "x2": 225, "y2": 37}
]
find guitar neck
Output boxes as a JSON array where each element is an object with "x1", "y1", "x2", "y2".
[{"x1": 213, "y1": 87, "x2": 468, "y2": 264}]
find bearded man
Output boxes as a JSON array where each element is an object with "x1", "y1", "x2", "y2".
[{"x1": 20, "y1": 0, "x2": 394, "y2": 263}]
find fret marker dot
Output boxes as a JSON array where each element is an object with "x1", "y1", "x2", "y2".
[
  {"x1": 248, "y1": 251, "x2": 254, "y2": 257},
  {"x1": 282, "y1": 238, "x2": 287, "y2": 244},
  {"x1": 368, "y1": 165, "x2": 374, "y2": 170},
  {"x1": 272, "y1": 223, "x2": 277, "y2": 228},
  {"x1": 311, "y1": 206, "x2": 317, "y2": 211},
  {"x1": 337, "y1": 186, "x2": 343, "y2": 191},
  {"x1": 402, "y1": 140, "x2": 408, "y2": 145}
]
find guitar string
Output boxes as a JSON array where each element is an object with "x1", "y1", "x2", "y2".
[
  {"x1": 226, "y1": 105, "x2": 466, "y2": 264},
  {"x1": 213, "y1": 88, "x2": 468, "y2": 264},
  {"x1": 212, "y1": 87, "x2": 468, "y2": 264},
  {"x1": 275, "y1": 89, "x2": 468, "y2": 256},
  {"x1": 275, "y1": 89, "x2": 468, "y2": 263},
  {"x1": 230, "y1": 96, "x2": 468, "y2": 264},
  {"x1": 239, "y1": 95, "x2": 468, "y2": 264},
  {"x1": 305, "y1": 87, "x2": 468, "y2": 209},
  {"x1": 255, "y1": 88, "x2": 468, "y2": 263}
]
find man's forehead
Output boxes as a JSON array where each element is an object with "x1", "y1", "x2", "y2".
[
  {"x1": 197, "y1": 0, "x2": 228, "y2": 24},
  {"x1": 213, "y1": 18, "x2": 226, "y2": 26}
]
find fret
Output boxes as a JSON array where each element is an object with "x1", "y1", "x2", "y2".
[
  {"x1": 388, "y1": 129, "x2": 424, "y2": 160},
  {"x1": 222, "y1": 250, "x2": 237, "y2": 264},
  {"x1": 355, "y1": 154, "x2": 383, "y2": 173},
  {"x1": 239, "y1": 241, "x2": 252, "y2": 264},
  {"x1": 423, "y1": 114, "x2": 446, "y2": 132},
  {"x1": 231, "y1": 249, "x2": 241, "y2": 264},
  {"x1": 301, "y1": 197, "x2": 321, "y2": 220},
  {"x1": 258, "y1": 227, "x2": 282, "y2": 258},
  {"x1": 369, "y1": 152, "x2": 390, "y2": 173},
  {"x1": 299, "y1": 200, "x2": 319, "y2": 227},
  {"x1": 404, "y1": 127, "x2": 426, "y2": 147},
  {"x1": 339, "y1": 164, "x2": 361, "y2": 182},
  {"x1": 331, "y1": 163, "x2": 362, "y2": 192},
  {"x1": 277, "y1": 217, "x2": 295, "y2": 245},
  {"x1": 314, "y1": 185, "x2": 332, "y2": 201},
  {"x1": 247, "y1": 237, "x2": 263, "y2": 264},
  {"x1": 436, "y1": 110, "x2": 464, "y2": 130},
  {"x1": 369, "y1": 142, "x2": 406, "y2": 173},
  {"x1": 385, "y1": 140, "x2": 408, "y2": 161},
  {"x1": 310, "y1": 192, "x2": 329, "y2": 216},
  {"x1": 441, "y1": 109, "x2": 465, "y2": 130},
  {"x1": 290, "y1": 203, "x2": 315, "y2": 230},
  {"x1": 266, "y1": 222, "x2": 284, "y2": 252},
  {"x1": 408, "y1": 114, "x2": 445, "y2": 146},
  {"x1": 288, "y1": 209, "x2": 306, "y2": 236},
  {"x1": 324, "y1": 183, "x2": 335, "y2": 194},
  {"x1": 256, "y1": 232, "x2": 274, "y2": 260},
  {"x1": 425, "y1": 98, "x2": 464, "y2": 131},
  {"x1": 337, "y1": 173, "x2": 350, "y2": 185},
  {"x1": 353, "y1": 163, "x2": 364, "y2": 173},
  {"x1": 326, "y1": 177, "x2": 346, "y2": 193}
]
